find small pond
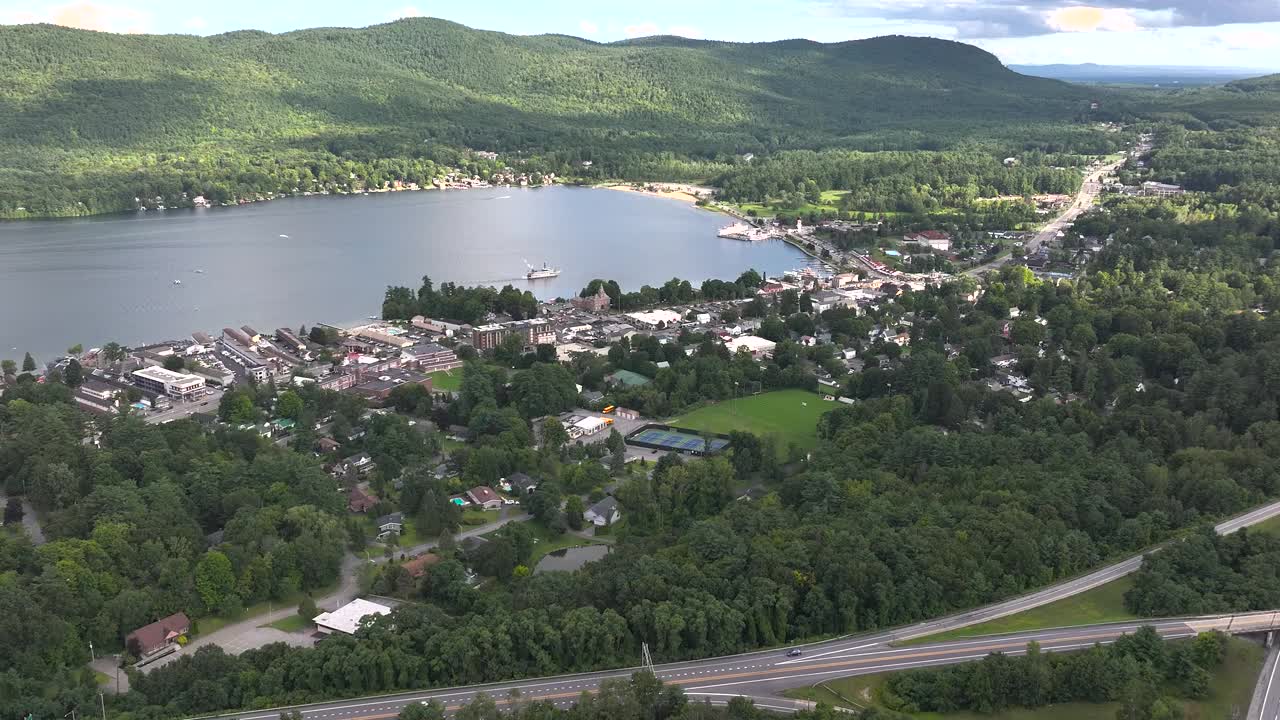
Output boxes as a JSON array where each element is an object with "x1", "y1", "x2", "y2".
[{"x1": 533, "y1": 544, "x2": 610, "y2": 573}]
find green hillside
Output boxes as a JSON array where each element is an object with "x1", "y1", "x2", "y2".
[{"x1": 0, "y1": 19, "x2": 1101, "y2": 217}]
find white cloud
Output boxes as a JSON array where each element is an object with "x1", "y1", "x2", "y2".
[
  {"x1": 1213, "y1": 28, "x2": 1279, "y2": 50},
  {"x1": 183, "y1": 16, "x2": 207, "y2": 30},
  {"x1": 388, "y1": 5, "x2": 423, "y2": 20},
  {"x1": 578, "y1": 19, "x2": 599, "y2": 35},
  {"x1": 3, "y1": 1, "x2": 150, "y2": 33},
  {"x1": 623, "y1": 21, "x2": 660, "y2": 37}
]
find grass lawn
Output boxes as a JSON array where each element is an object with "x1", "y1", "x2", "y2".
[
  {"x1": 265, "y1": 615, "x2": 311, "y2": 633},
  {"x1": 501, "y1": 520, "x2": 607, "y2": 567},
  {"x1": 671, "y1": 389, "x2": 832, "y2": 452},
  {"x1": 462, "y1": 508, "x2": 500, "y2": 526},
  {"x1": 428, "y1": 369, "x2": 463, "y2": 392},
  {"x1": 1250, "y1": 513, "x2": 1280, "y2": 536},
  {"x1": 785, "y1": 637, "x2": 1263, "y2": 720},
  {"x1": 440, "y1": 436, "x2": 467, "y2": 452},
  {"x1": 197, "y1": 578, "x2": 341, "y2": 636},
  {"x1": 904, "y1": 576, "x2": 1136, "y2": 645}
]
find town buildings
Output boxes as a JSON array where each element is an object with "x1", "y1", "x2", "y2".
[{"x1": 131, "y1": 366, "x2": 206, "y2": 401}]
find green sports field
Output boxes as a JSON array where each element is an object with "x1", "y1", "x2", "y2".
[
  {"x1": 671, "y1": 389, "x2": 831, "y2": 451},
  {"x1": 428, "y1": 369, "x2": 463, "y2": 391}
]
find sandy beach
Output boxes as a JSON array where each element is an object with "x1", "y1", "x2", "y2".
[{"x1": 596, "y1": 182, "x2": 715, "y2": 205}]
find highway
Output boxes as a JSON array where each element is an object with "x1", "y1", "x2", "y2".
[
  {"x1": 206, "y1": 612, "x2": 1280, "y2": 720},
  {"x1": 964, "y1": 157, "x2": 1123, "y2": 278},
  {"x1": 194, "y1": 498, "x2": 1280, "y2": 719},
  {"x1": 1250, "y1": 642, "x2": 1280, "y2": 720}
]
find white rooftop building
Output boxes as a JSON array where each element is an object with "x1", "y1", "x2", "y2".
[
  {"x1": 625, "y1": 309, "x2": 683, "y2": 329},
  {"x1": 313, "y1": 599, "x2": 393, "y2": 635},
  {"x1": 724, "y1": 335, "x2": 777, "y2": 358},
  {"x1": 573, "y1": 416, "x2": 608, "y2": 436},
  {"x1": 131, "y1": 366, "x2": 207, "y2": 401}
]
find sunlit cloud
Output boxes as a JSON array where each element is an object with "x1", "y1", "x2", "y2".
[
  {"x1": 3, "y1": 1, "x2": 151, "y2": 33},
  {"x1": 1047, "y1": 6, "x2": 1139, "y2": 32},
  {"x1": 1212, "y1": 28, "x2": 1279, "y2": 50},
  {"x1": 578, "y1": 19, "x2": 598, "y2": 35}
]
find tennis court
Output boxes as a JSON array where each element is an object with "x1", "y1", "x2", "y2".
[{"x1": 627, "y1": 425, "x2": 730, "y2": 454}]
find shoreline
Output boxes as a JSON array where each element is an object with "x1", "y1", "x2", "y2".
[{"x1": 593, "y1": 182, "x2": 714, "y2": 207}]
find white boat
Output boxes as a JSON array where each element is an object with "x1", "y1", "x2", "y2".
[
  {"x1": 172, "y1": 279, "x2": 182, "y2": 285},
  {"x1": 279, "y1": 234, "x2": 290, "y2": 238},
  {"x1": 194, "y1": 269, "x2": 205, "y2": 274},
  {"x1": 718, "y1": 222, "x2": 773, "y2": 241},
  {"x1": 525, "y1": 260, "x2": 561, "y2": 280}
]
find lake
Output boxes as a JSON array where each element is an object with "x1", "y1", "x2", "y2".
[
  {"x1": 534, "y1": 544, "x2": 611, "y2": 573},
  {"x1": 0, "y1": 186, "x2": 808, "y2": 361}
]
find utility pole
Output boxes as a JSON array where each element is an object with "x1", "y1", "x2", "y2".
[
  {"x1": 98, "y1": 693, "x2": 106, "y2": 720},
  {"x1": 89, "y1": 641, "x2": 94, "y2": 663},
  {"x1": 641, "y1": 642, "x2": 655, "y2": 675}
]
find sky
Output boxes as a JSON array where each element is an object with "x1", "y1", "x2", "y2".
[{"x1": 2, "y1": 0, "x2": 1279, "y2": 68}]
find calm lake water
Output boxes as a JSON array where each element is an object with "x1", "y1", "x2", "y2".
[
  {"x1": 0, "y1": 186, "x2": 807, "y2": 361},
  {"x1": 534, "y1": 544, "x2": 611, "y2": 573}
]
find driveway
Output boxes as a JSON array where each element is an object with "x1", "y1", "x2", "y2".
[
  {"x1": 142, "y1": 552, "x2": 362, "y2": 672},
  {"x1": 142, "y1": 511, "x2": 533, "y2": 672}
]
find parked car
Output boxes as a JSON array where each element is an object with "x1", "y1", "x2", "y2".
[{"x1": 786, "y1": 648, "x2": 802, "y2": 657}]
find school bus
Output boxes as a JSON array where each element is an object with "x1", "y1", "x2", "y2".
[{"x1": 602, "y1": 405, "x2": 615, "y2": 414}]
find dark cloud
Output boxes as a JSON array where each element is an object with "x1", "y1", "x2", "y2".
[{"x1": 821, "y1": 1, "x2": 1280, "y2": 38}]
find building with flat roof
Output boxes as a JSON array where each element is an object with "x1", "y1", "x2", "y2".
[
  {"x1": 356, "y1": 327, "x2": 414, "y2": 349},
  {"x1": 626, "y1": 309, "x2": 683, "y2": 329},
  {"x1": 470, "y1": 324, "x2": 507, "y2": 351},
  {"x1": 313, "y1": 599, "x2": 392, "y2": 635},
  {"x1": 402, "y1": 342, "x2": 462, "y2": 373},
  {"x1": 724, "y1": 335, "x2": 777, "y2": 359},
  {"x1": 132, "y1": 366, "x2": 206, "y2": 401}
]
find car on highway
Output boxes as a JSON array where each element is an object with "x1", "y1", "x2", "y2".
[{"x1": 786, "y1": 648, "x2": 802, "y2": 657}]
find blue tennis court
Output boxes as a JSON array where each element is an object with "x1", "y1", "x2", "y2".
[{"x1": 629, "y1": 427, "x2": 729, "y2": 453}]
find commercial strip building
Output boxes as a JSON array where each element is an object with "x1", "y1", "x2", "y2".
[
  {"x1": 313, "y1": 598, "x2": 392, "y2": 635},
  {"x1": 132, "y1": 366, "x2": 207, "y2": 401}
]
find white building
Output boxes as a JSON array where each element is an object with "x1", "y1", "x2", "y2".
[
  {"x1": 573, "y1": 416, "x2": 608, "y2": 436},
  {"x1": 625, "y1": 309, "x2": 683, "y2": 329},
  {"x1": 313, "y1": 599, "x2": 392, "y2": 636},
  {"x1": 724, "y1": 335, "x2": 776, "y2": 359},
  {"x1": 132, "y1": 366, "x2": 207, "y2": 401}
]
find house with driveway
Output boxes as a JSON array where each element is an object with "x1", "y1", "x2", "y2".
[
  {"x1": 125, "y1": 612, "x2": 191, "y2": 662},
  {"x1": 466, "y1": 486, "x2": 503, "y2": 510}
]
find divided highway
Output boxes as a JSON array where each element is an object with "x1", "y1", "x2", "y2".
[{"x1": 203, "y1": 498, "x2": 1280, "y2": 719}]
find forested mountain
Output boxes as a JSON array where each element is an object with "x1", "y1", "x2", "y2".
[{"x1": 0, "y1": 19, "x2": 1093, "y2": 217}]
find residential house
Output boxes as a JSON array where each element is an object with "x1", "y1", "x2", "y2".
[
  {"x1": 584, "y1": 497, "x2": 620, "y2": 527},
  {"x1": 347, "y1": 486, "x2": 378, "y2": 513},
  {"x1": 991, "y1": 354, "x2": 1019, "y2": 369},
  {"x1": 376, "y1": 512, "x2": 404, "y2": 538},
  {"x1": 341, "y1": 452, "x2": 376, "y2": 476},
  {"x1": 402, "y1": 553, "x2": 441, "y2": 579},
  {"x1": 316, "y1": 437, "x2": 341, "y2": 455},
  {"x1": 465, "y1": 486, "x2": 503, "y2": 510},
  {"x1": 125, "y1": 612, "x2": 191, "y2": 660},
  {"x1": 506, "y1": 473, "x2": 538, "y2": 496}
]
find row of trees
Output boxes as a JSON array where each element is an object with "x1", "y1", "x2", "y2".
[{"x1": 884, "y1": 629, "x2": 1229, "y2": 716}]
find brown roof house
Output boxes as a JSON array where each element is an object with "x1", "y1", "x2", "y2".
[
  {"x1": 125, "y1": 612, "x2": 190, "y2": 661},
  {"x1": 465, "y1": 485, "x2": 503, "y2": 510},
  {"x1": 348, "y1": 486, "x2": 378, "y2": 513}
]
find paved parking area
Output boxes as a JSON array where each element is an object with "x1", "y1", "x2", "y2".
[{"x1": 218, "y1": 626, "x2": 315, "y2": 654}]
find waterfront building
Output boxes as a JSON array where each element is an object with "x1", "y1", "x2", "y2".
[{"x1": 132, "y1": 366, "x2": 207, "y2": 401}]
